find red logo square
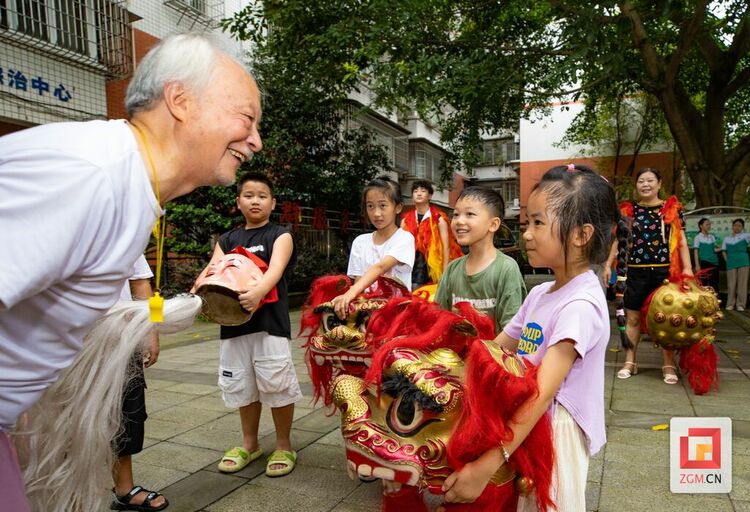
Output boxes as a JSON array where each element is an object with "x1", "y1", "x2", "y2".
[{"x1": 680, "y1": 427, "x2": 722, "y2": 469}]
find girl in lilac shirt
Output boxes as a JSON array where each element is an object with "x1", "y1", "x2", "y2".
[{"x1": 440, "y1": 164, "x2": 626, "y2": 511}]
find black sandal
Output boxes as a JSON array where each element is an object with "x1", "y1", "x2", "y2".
[{"x1": 110, "y1": 485, "x2": 169, "y2": 511}]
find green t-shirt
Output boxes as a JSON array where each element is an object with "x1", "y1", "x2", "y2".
[
  {"x1": 693, "y1": 233, "x2": 719, "y2": 265},
  {"x1": 435, "y1": 249, "x2": 527, "y2": 334},
  {"x1": 722, "y1": 233, "x2": 750, "y2": 270}
]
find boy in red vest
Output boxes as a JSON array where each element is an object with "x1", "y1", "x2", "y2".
[{"x1": 401, "y1": 180, "x2": 463, "y2": 287}]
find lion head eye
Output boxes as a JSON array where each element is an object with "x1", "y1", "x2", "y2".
[{"x1": 321, "y1": 311, "x2": 344, "y2": 332}]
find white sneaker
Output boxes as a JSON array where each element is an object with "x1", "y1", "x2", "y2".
[
  {"x1": 738, "y1": 306, "x2": 746, "y2": 312},
  {"x1": 726, "y1": 306, "x2": 734, "y2": 311}
]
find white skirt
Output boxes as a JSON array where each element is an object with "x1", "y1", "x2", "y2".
[{"x1": 517, "y1": 403, "x2": 590, "y2": 512}]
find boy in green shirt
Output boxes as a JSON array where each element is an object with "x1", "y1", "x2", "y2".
[{"x1": 435, "y1": 187, "x2": 526, "y2": 333}]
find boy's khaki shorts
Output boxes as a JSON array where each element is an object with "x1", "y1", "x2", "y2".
[{"x1": 218, "y1": 332, "x2": 302, "y2": 409}]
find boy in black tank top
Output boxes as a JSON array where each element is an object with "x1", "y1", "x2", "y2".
[{"x1": 195, "y1": 172, "x2": 301, "y2": 477}]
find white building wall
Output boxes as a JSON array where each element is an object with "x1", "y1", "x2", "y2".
[
  {"x1": 0, "y1": 44, "x2": 107, "y2": 124},
  {"x1": 127, "y1": 0, "x2": 250, "y2": 52},
  {"x1": 520, "y1": 99, "x2": 674, "y2": 163},
  {"x1": 520, "y1": 102, "x2": 587, "y2": 162}
]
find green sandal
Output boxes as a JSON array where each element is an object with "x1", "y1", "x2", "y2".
[
  {"x1": 265, "y1": 449, "x2": 297, "y2": 477},
  {"x1": 218, "y1": 446, "x2": 263, "y2": 473}
]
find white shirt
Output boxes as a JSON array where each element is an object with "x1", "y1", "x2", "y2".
[
  {"x1": 119, "y1": 256, "x2": 154, "y2": 301},
  {"x1": 0, "y1": 120, "x2": 159, "y2": 430},
  {"x1": 347, "y1": 229, "x2": 415, "y2": 290}
]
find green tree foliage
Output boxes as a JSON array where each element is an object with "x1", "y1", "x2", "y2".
[
  {"x1": 557, "y1": 93, "x2": 673, "y2": 190},
  {"x1": 223, "y1": 0, "x2": 750, "y2": 206},
  {"x1": 165, "y1": 11, "x2": 391, "y2": 259}
]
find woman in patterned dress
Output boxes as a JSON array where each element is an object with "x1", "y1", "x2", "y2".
[{"x1": 614, "y1": 168, "x2": 693, "y2": 384}]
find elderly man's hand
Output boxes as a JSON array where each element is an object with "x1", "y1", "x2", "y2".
[{"x1": 143, "y1": 331, "x2": 160, "y2": 368}]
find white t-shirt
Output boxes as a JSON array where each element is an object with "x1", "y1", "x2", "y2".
[
  {"x1": 0, "y1": 119, "x2": 159, "y2": 430},
  {"x1": 119, "y1": 256, "x2": 154, "y2": 301},
  {"x1": 347, "y1": 229, "x2": 415, "y2": 291}
]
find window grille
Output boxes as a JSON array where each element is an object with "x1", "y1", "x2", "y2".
[
  {"x1": 0, "y1": 0, "x2": 134, "y2": 79},
  {"x1": 162, "y1": 0, "x2": 222, "y2": 28}
]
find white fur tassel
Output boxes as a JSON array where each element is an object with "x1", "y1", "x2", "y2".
[{"x1": 14, "y1": 294, "x2": 203, "y2": 512}]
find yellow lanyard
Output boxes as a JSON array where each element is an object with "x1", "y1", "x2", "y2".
[{"x1": 131, "y1": 122, "x2": 165, "y2": 323}]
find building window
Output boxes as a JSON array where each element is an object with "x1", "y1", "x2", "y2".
[
  {"x1": 409, "y1": 141, "x2": 445, "y2": 182},
  {"x1": 479, "y1": 139, "x2": 519, "y2": 165},
  {"x1": 498, "y1": 179, "x2": 519, "y2": 206},
  {"x1": 344, "y1": 104, "x2": 409, "y2": 172},
  {"x1": 55, "y1": 0, "x2": 87, "y2": 54},
  {"x1": 15, "y1": 0, "x2": 49, "y2": 40},
  {"x1": 1, "y1": 0, "x2": 133, "y2": 78}
]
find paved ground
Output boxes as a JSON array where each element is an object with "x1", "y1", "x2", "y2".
[{"x1": 118, "y1": 277, "x2": 750, "y2": 512}]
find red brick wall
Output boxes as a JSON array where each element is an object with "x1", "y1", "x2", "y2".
[
  {"x1": 105, "y1": 29, "x2": 161, "y2": 119},
  {"x1": 448, "y1": 174, "x2": 465, "y2": 207},
  {"x1": 0, "y1": 120, "x2": 30, "y2": 135}
]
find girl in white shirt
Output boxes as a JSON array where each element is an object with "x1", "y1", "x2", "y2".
[{"x1": 332, "y1": 176, "x2": 415, "y2": 318}]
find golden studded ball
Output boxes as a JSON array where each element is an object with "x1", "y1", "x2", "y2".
[{"x1": 645, "y1": 279, "x2": 721, "y2": 349}]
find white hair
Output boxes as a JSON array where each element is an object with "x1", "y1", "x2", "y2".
[
  {"x1": 13, "y1": 295, "x2": 203, "y2": 512},
  {"x1": 125, "y1": 32, "x2": 249, "y2": 117}
]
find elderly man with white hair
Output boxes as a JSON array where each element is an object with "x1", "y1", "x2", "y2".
[{"x1": 0, "y1": 32, "x2": 262, "y2": 511}]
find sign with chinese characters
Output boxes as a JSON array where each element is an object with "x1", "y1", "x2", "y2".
[{"x1": 0, "y1": 64, "x2": 73, "y2": 103}]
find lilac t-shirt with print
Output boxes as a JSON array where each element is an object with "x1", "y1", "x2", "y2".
[{"x1": 503, "y1": 270, "x2": 609, "y2": 454}]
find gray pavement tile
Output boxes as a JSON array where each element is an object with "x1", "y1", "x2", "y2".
[
  {"x1": 165, "y1": 382, "x2": 219, "y2": 396},
  {"x1": 158, "y1": 470, "x2": 246, "y2": 512},
  {"x1": 690, "y1": 378, "x2": 750, "y2": 398},
  {"x1": 605, "y1": 410, "x2": 673, "y2": 430},
  {"x1": 130, "y1": 460, "x2": 191, "y2": 494},
  {"x1": 201, "y1": 410, "x2": 277, "y2": 436},
  {"x1": 610, "y1": 385, "x2": 695, "y2": 417},
  {"x1": 293, "y1": 408, "x2": 343, "y2": 433},
  {"x1": 147, "y1": 378, "x2": 182, "y2": 391},
  {"x1": 248, "y1": 464, "x2": 360, "y2": 499},
  {"x1": 146, "y1": 390, "x2": 202, "y2": 411},
  {"x1": 586, "y1": 481, "x2": 601, "y2": 511},
  {"x1": 734, "y1": 500, "x2": 750, "y2": 512},
  {"x1": 136, "y1": 441, "x2": 223, "y2": 473},
  {"x1": 147, "y1": 367, "x2": 218, "y2": 385},
  {"x1": 149, "y1": 405, "x2": 229, "y2": 428},
  {"x1": 693, "y1": 402, "x2": 750, "y2": 420},
  {"x1": 143, "y1": 418, "x2": 197, "y2": 440},
  {"x1": 293, "y1": 403, "x2": 320, "y2": 420},
  {"x1": 602, "y1": 428, "x2": 669, "y2": 468},
  {"x1": 339, "y1": 480, "x2": 384, "y2": 510},
  {"x1": 297, "y1": 443, "x2": 348, "y2": 471},
  {"x1": 317, "y1": 429, "x2": 346, "y2": 448},
  {"x1": 734, "y1": 437, "x2": 750, "y2": 456},
  {"x1": 160, "y1": 354, "x2": 216, "y2": 365},
  {"x1": 329, "y1": 503, "x2": 378, "y2": 512},
  {"x1": 204, "y1": 482, "x2": 341, "y2": 512},
  {"x1": 183, "y1": 395, "x2": 232, "y2": 413},
  {"x1": 181, "y1": 363, "x2": 223, "y2": 375},
  {"x1": 143, "y1": 436, "x2": 160, "y2": 449},
  {"x1": 170, "y1": 426, "x2": 251, "y2": 453},
  {"x1": 598, "y1": 485, "x2": 734, "y2": 512},
  {"x1": 588, "y1": 456, "x2": 603, "y2": 484},
  {"x1": 730, "y1": 454, "x2": 750, "y2": 501}
]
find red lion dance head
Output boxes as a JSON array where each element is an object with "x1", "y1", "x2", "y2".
[{"x1": 304, "y1": 285, "x2": 554, "y2": 511}]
